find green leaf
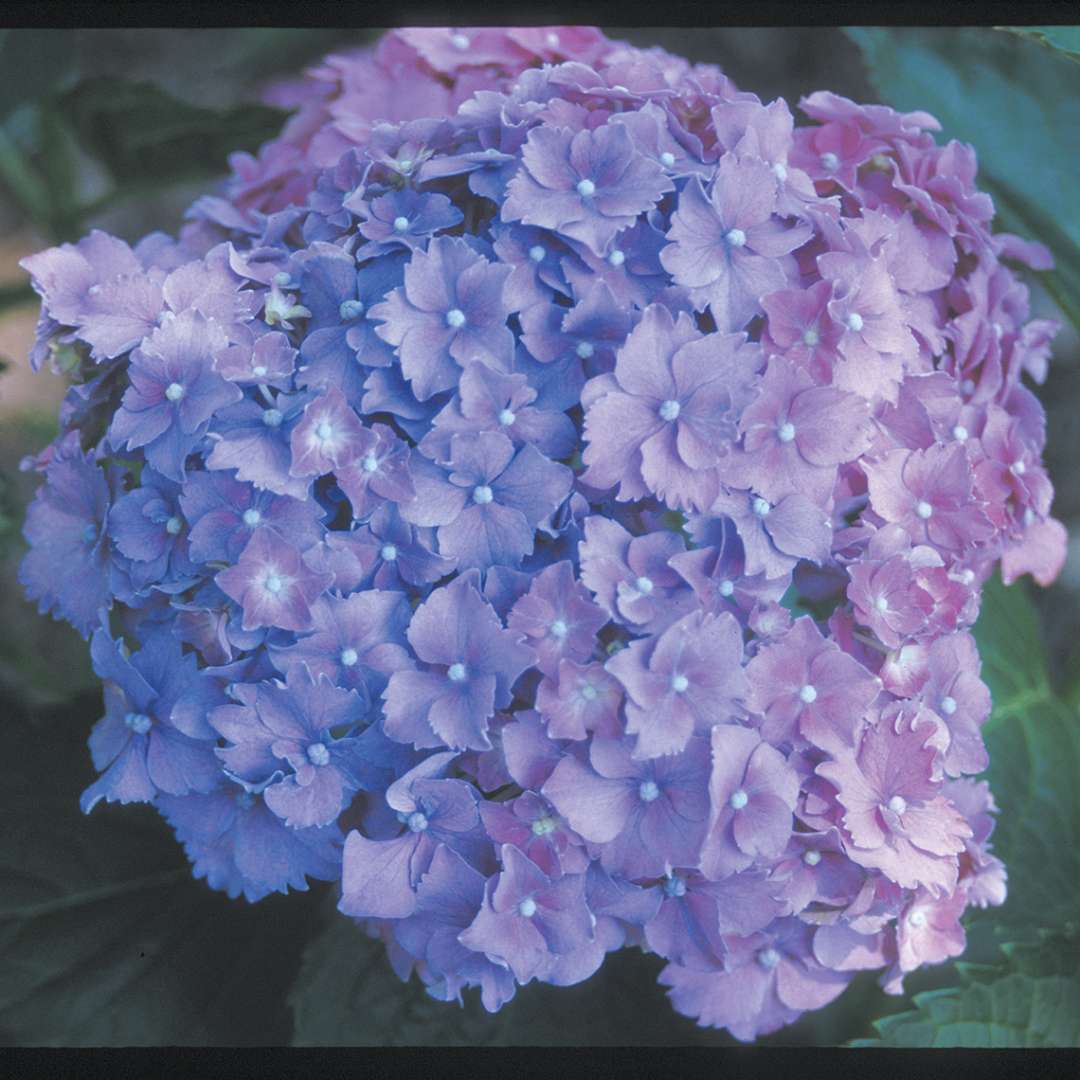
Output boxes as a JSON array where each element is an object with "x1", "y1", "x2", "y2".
[
  {"x1": 58, "y1": 78, "x2": 286, "y2": 199},
  {"x1": 998, "y1": 26, "x2": 1080, "y2": 63},
  {"x1": 844, "y1": 28, "x2": 1080, "y2": 334},
  {"x1": 852, "y1": 936, "x2": 1080, "y2": 1046},
  {"x1": 0, "y1": 688, "x2": 318, "y2": 1045},
  {"x1": 970, "y1": 576, "x2": 1080, "y2": 945}
]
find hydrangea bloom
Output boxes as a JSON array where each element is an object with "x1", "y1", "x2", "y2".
[{"x1": 17, "y1": 25, "x2": 1066, "y2": 1042}]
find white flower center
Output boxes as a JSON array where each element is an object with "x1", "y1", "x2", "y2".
[
  {"x1": 802, "y1": 327, "x2": 820, "y2": 346},
  {"x1": 447, "y1": 662, "x2": 468, "y2": 682},
  {"x1": 670, "y1": 673, "x2": 689, "y2": 694},
  {"x1": 242, "y1": 508, "x2": 261, "y2": 527},
  {"x1": 575, "y1": 341, "x2": 594, "y2": 359},
  {"x1": 639, "y1": 779, "x2": 661, "y2": 802},
  {"x1": 165, "y1": 516, "x2": 183, "y2": 535},
  {"x1": 659, "y1": 399, "x2": 681, "y2": 421},
  {"x1": 799, "y1": 684, "x2": 818, "y2": 704},
  {"x1": 908, "y1": 909, "x2": 927, "y2": 928},
  {"x1": 445, "y1": 308, "x2": 466, "y2": 329},
  {"x1": 307, "y1": 743, "x2": 330, "y2": 767},
  {"x1": 264, "y1": 573, "x2": 284, "y2": 595},
  {"x1": 874, "y1": 595, "x2": 889, "y2": 612},
  {"x1": 408, "y1": 811, "x2": 429, "y2": 832},
  {"x1": 529, "y1": 245, "x2": 546, "y2": 263},
  {"x1": 939, "y1": 695, "x2": 958, "y2": 716},
  {"x1": 634, "y1": 575, "x2": 653, "y2": 595},
  {"x1": 608, "y1": 249, "x2": 626, "y2": 267},
  {"x1": 576, "y1": 178, "x2": 596, "y2": 197},
  {"x1": 752, "y1": 496, "x2": 771, "y2": 518},
  {"x1": 952, "y1": 425, "x2": 969, "y2": 442},
  {"x1": 253, "y1": 365, "x2": 268, "y2": 376},
  {"x1": 887, "y1": 795, "x2": 907, "y2": 815},
  {"x1": 580, "y1": 683, "x2": 598, "y2": 702},
  {"x1": 315, "y1": 419, "x2": 334, "y2": 442},
  {"x1": 550, "y1": 619, "x2": 569, "y2": 639},
  {"x1": 393, "y1": 216, "x2": 410, "y2": 233},
  {"x1": 725, "y1": 228, "x2": 747, "y2": 248},
  {"x1": 362, "y1": 452, "x2": 379, "y2": 473},
  {"x1": 1011, "y1": 459, "x2": 1026, "y2": 476},
  {"x1": 846, "y1": 312, "x2": 864, "y2": 333},
  {"x1": 719, "y1": 579, "x2": 735, "y2": 597},
  {"x1": 497, "y1": 408, "x2": 516, "y2": 426},
  {"x1": 451, "y1": 33, "x2": 470, "y2": 50},
  {"x1": 915, "y1": 500, "x2": 934, "y2": 520},
  {"x1": 531, "y1": 816, "x2": 557, "y2": 836},
  {"x1": 757, "y1": 946, "x2": 781, "y2": 970},
  {"x1": 546, "y1": 32, "x2": 560, "y2": 47},
  {"x1": 660, "y1": 151, "x2": 676, "y2": 167},
  {"x1": 124, "y1": 712, "x2": 152, "y2": 735},
  {"x1": 518, "y1": 897, "x2": 537, "y2": 917},
  {"x1": 340, "y1": 647, "x2": 359, "y2": 667},
  {"x1": 473, "y1": 484, "x2": 494, "y2": 504},
  {"x1": 777, "y1": 422, "x2": 796, "y2": 443},
  {"x1": 262, "y1": 408, "x2": 283, "y2": 428},
  {"x1": 664, "y1": 874, "x2": 687, "y2": 897},
  {"x1": 339, "y1": 299, "x2": 364, "y2": 320},
  {"x1": 820, "y1": 151, "x2": 840, "y2": 172},
  {"x1": 165, "y1": 382, "x2": 185, "y2": 402},
  {"x1": 380, "y1": 543, "x2": 398, "y2": 561},
  {"x1": 803, "y1": 850, "x2": 822, "y2": 866},
  {"x1": 729, "y1": 789, "x2": 749, "y2": 810},
  {"x1": 773, "y1": 162, "x2": 788, "y2": 181}
]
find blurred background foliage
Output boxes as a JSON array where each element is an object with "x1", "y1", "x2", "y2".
[{"x1": 0, "y1": 25, "x2": 1077, "y2": 1047}]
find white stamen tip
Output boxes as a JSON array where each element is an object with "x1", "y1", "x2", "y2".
[
  {"x1": 729, "y1": 789, "x2": 749, "y2": 810},
  {"x1": 380, "y1": 543, "x2": 398, "y2": 562},
  {"x1": 529, "y1": 245, "x2": 546, "y2": 262},
  {"x1": 264, "y1": 573, "x2": 284, "y2": 595},
  {"x1": 953, "y1": 425, "x2": 969, "y2": 442},
  {"x1": 887, "y1": 795, "x2": 907, "y2": 815},
  {"x1": 393, "y1": 216, "x2": 410, "y2": 233},
  {"x1": 242, "y1": 508, "x2": 261, "y2": 527},
  {"x1": 799, "y1": 684, "x2": 818, "y2": 704},
  {"x1": 608, "y1": 249, "x2": 626, "y2": 267},
  {"x1": 802, "y1": 327, "x2": 820, "y2": 347},
  {"x1": 639, "y1": 779, "x2": 661, "y2": 802},
  {"x1": 340, "y1": 648, "x2": 359, "y2": 667},
  {"x1": 874, "y1": 595, "x2": 889, "y2": 612},
  {"x1": 407, "y1": 811, "x2": 429, "y2": 832},
  {"x1": 445, "y1": 308, "x2": 466, "y2": 329},
  {"x1": 497, "y1": 408, "x2": 516, "y2": 426},
  {"x1": 165, "y1": 382, "x2": 185, "y2": 402},
  {"x1": 752, "y1": 496, "x2": 771, "y2": 518},
  {"x1": 773, "y1": 162, "x2": 788, "y2": 181},
  {"x1": 660, "y1": 151, "x2": 676, "y2": 167},
  {"x1": 846, "y1": 312, "x2": 864, "y2": 333},
  {"x1": 659, "y1": 399, "x2": 681, "y2": 421},
  {"x1": 634, "y1": 575, "x2": 653, "y2": 595},
  {"x1": 362, "y1": 452, "x2": 379, "y2": 473},
  {"x1": 757, "y1": 946, "x2": 781, "y2": 970},
  {"x1": 165, "y1": 516, "x2": 183, "y2": 535},
  {"x1": 777, "y1": 422, "x2": 796, "y2": 443},
  {"x1": 940, "y1": 695, "x2": 958, "y2": 716},
  {"x1": 550, "y1": 619, "x2": 569, "y2": 639},
  {"x1": 820, "y1": 151, "x2": 840, "y2": 173},
  {"x1": 518, "y1": 897, "x2": 537, "y2": 917},
  {"x1": 451, "y1": 33, "x2": 470, "y2": 50},
  {"x1": 307, "y1": 742, "x2": 331, "y2": 766},
  {"x1": 447, "y1": 662, "x2": 467, "y2": 682},
  {"x1": 580, "y1": 683, "x2": 599, "y2": 701},
  {"x1": 575, "y1": 341, "x2": 594, "y2": 359},
  {"x1": 803, "y1": 849, "x2": 822, "y2": 866},
  {"x1": 908, "y1": 909, "x2": 927, "y2": 928},
  {"x1": 719, "y1": 579, "x2": 735, "y2": 597},
  {"x1": 670, "y1": 674, "x2": 689, "y2": 694},
  {"x1": 262, "y1": 408, "x2": 283, "y2": 428},
  {"x1": 576, "y1": 178, "x2": 596, "y2": 197},
  {"x1": 725, "y1": 228, "x2": 747, "y2": 248},
  {"x1": 125, "y1": 712, "x2": 152, "y2": 735},
  {"x1": 915, "y1": 500, "x2": 934, "y2": 520},
  {"x1": 472, "y1": 484, "x2": 494, "y2": 504},
  {"x1": 532, "y1": 815, "x2": 557, "y2": 836}
]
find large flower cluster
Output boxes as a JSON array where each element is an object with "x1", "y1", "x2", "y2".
[{"x1": 18, "y1": 26, "x2": 1065, "y2": 1041}]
